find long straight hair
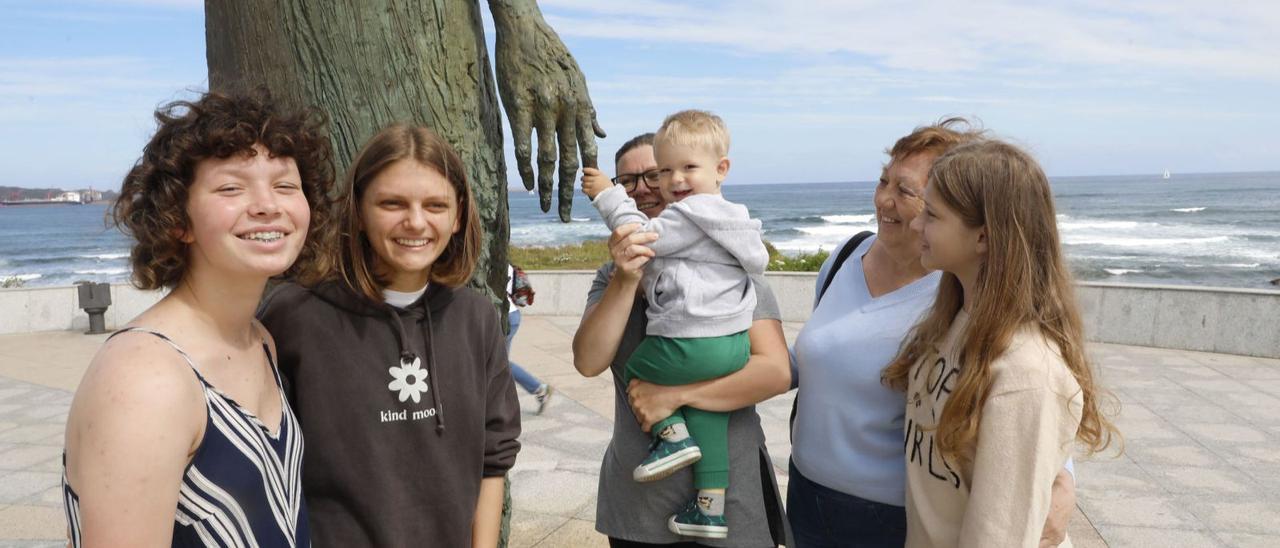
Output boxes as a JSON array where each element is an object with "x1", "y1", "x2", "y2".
[
  {"x1": 883, "y1": 140, "x2": 1118, "y2": 461},
  {"x1": 334, "y1": 124, "x2": 482, "y2": 301}
]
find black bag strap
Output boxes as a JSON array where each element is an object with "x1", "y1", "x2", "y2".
[
  {"x1": 816, "y1": 231, "x2": 875, "y2": 305},
  {"x1": 790, "y1": 230, "x2": 874, "y2": 442}
]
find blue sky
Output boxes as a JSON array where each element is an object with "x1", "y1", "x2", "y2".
[{"x1": 2, "y1": 0, "x2": 1277, "y2": 190}]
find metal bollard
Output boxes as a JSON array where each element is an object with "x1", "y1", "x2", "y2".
[{"x1": 76, "y1": 282, "x2": 112, "y2": 335}]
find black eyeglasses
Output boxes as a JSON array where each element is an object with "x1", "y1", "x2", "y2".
[{"x1": 611, "y1": 169, "x2": 662, "y2": 192}]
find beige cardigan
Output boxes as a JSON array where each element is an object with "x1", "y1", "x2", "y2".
[{"x1": 904, "y1": 311, "x2": 1084, "y2": 548}]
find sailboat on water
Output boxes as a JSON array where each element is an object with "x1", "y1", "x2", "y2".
[{"x1": 1162, "y1": 168, "x2": 1171, "y2": 180}]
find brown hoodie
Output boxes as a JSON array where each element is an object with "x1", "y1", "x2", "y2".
[{"x1": 258, "y1": 280, "x2": 520, "y2": 547}]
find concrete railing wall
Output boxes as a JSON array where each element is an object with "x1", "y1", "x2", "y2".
[
  {"x1": 0, "y1": 284, "x2": 167, "y2": 335},
  {"x1": 519, "y1": 271, "x2": 1280, "y2": 359},
  {"x1": 3, "y1": 275, "x2": 1277, "y2": 358}
]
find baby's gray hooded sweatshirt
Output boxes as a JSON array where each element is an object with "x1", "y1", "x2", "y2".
[{"x1": 593, "y1": 184, "x2": 768, "y2": 338}]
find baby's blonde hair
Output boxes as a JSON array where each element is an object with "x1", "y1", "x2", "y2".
[{"x1": 655, "y1": 109, "x2": 730, "y2": 157}]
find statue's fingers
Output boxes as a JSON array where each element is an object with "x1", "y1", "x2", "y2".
[
  {"x1": 590, "y1": 106, "x2": 607, "y2": 139},
  {"x1": 576, "y1": 107, "x2": 599, "y2": 170},
  {"x1": 557, "y1": 111, "x2": 580, "y2": 223},
  {"x1": 509, "y1": 98, "x2": 536, "y2": 191},
  {"x1": 534, "y1": 95, "x2": 558, "y2": 213}
]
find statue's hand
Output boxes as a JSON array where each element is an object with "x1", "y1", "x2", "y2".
[{"x1": 494, "y1": 7, "x2": 605, "y2": 222}]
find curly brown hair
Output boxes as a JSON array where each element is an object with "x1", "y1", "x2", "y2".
[{"x1": 112, "y1": 89, "x2": 336, "y2": 289}]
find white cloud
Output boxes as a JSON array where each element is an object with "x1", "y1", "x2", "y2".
[
  {"x1": 0, "y1": 57, "x2": 177, "y2": 97},
  {"x1": 544, "y1": 0, "x2": 1280, "y2": 81}
]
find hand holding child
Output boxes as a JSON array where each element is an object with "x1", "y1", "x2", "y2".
[
  {"x1": 581, "y1": 167, "x2": 612, "y2": 199},
  {"x1": 608, "y1": 224, "x2": 658, "y2": 283},
  {"x1": 627, "y1": 379, "x2": 689, "y2": 433}
]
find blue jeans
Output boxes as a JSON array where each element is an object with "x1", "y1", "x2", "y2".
[
  {"x1": 786, "y1": 460, "x2": 906, "y2": 548},
  {"x1": 507, "y1": 309, "x2": 542, "y2": 394}
]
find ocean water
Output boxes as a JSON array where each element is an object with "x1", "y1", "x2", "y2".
[
  {"x1": 511, "y1": 171, "x2": 1280, "y2": 289},
  {"x1": 0, "y1": 204, "x2": 131, "y2": 287},
  {"x1": 3, "y1": 171, "x2": 1278, "y2": 289}
]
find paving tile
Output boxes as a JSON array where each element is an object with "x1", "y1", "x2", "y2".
[
  {"x1": 1092, "y1": 524, "x2": 1224, "y2": 548},
  {"x1": 1163, "y1": 365, "x2": 1229, "y2": 380},
  {"x1": 1210, "y1": 363, "x2": 1280, "y2": 381},
  {"x1": 0, "y1": 445, "x2": 61, "y2": 472},
  {"x1": 550, "y1": 425, "x2": 612, "y2": 446},
  {"x1": 1114, "y1": 402, "x2": 1160, "y2": 421},
  {"x1": 0, "y1": 426, "x2": 62, "y2": 445},
  {"x1": 1213, "y1": 390, "x2": 1280, "y2": 409},
  {"x1": 0, "y1": 472, "x2": 59, "y2": 505},
  {"x1": 1179, "y1": 423, "x2": 1270, "y2": 444},
  {"x1": 6, "y1": 315, "x2": 1280, "y2": 546},
  {"x1": 1186, "y1": 500, "x2": 1280, "y2": 535},
  {"x1": 1067, "y1": 507, "x2": 1108, "y2": 548},
  {"x1": 0, "y1": 505, "x2": 64, "y2": 540},
  {"x1": 1251, "y1": 379, "x2": 1280, "y2": 396},
  {"x1": 1075, "y1": 459, "x2": 1162, "y2": 495},
  {"x1": 1176, "y1": 379, "x2": 1256, "y2": 393},
  {"x1": 1140, "y1": 464, "x2": 1257, "y2": 497},
  {"x1": 1116, "y1": 419, "x2": 1194, "y2": 442},
  {"x1": 1216, "y1": 531, "x2": 1280, "y2": 548},
  {"x1": 509, "y1": 509, "x2": 572, "y2": 548},
  {"x1": 1229, "y1": 405, "x2": 1280, "y2": 428},
  {"x1": 1230, "y1": 445, "x2": 1280, "y2": 466},
  {"x1": 1123, "y1": 442, "x2": 1226, "y2": 468},
  {"x1": 21, "y1": 392, "x2": 70, "y2": 406},
  {"x1": 10, "y1": 405, "x2": 68, "y2": 423},
  {"x1": 1143, "y1": 403, "x2": 1240, "y2": 424},
  {"x1": 1076, "y1": 494, "x2": 1201, "y2": 528},
  {"x1": 0, "y1": 389, "x2": 33, "y2": 404},
  {"x1": 532, "y1": 518, "x2": 607, "y2": 548},
  {"x1": 574, "y1": 496, "x2": 597, "y2": 521},
  {"x1": 1123, "y1": 387, "x2": 1212, "y2": 410},
  {"x1": 510, "y1": 470, "x2": 598, "y2": 517},
  {"x1": 25, "y1": 487, "x2": 62, "y2": 508}
]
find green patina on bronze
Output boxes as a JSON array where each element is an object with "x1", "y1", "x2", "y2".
[
  {"x1": 205, "y1": 0, "x2": 601, "y2": 307},
  {"x1": 205, "y1": 3, "x2": 600, "y2": 543}
]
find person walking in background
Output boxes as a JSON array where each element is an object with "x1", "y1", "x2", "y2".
[
  {"x1": 883, "y1": 139, "x2": 1118, "y2": 546},
  {"x1": 507, "y1": 263, "x2": 554, "y2": 414},
  {"x1": 62, "y1": 90, "x2": 334, "y2": 546}
]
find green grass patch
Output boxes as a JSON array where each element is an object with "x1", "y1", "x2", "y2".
[
  {"x1": 509, "y1": 239, "x2": 613, "y2": 270},
  {"x1": 510, "y1": 239, "x2": 829, "y2": 272},
  {"x1": 765, "y1": 241, "x2": 830, "y2": 272}
]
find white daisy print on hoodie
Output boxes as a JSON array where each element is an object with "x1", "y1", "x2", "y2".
[{"x1": 388, "y1": 356, "x2": 429, "y2": 403}]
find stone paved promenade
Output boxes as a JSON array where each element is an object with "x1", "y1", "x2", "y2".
[{"x1": 1, "y1": 315, "x2": 1279, "y2": 547}]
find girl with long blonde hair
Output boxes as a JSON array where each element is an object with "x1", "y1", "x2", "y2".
[{"x1": 883, "y1": 139, "x2": 1117, "y2": 547}]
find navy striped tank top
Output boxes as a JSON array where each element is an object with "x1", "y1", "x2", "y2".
[{"x1": 62, "y1": 328, "x2": 310, "y2": 547}]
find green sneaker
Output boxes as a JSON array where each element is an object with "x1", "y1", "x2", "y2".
[
  {"x1": 667, "y1": 497, "x2": 728, "y2": 539},
  {"x1": 632, "y1": 435, "x2": 701, "y2": 482}
]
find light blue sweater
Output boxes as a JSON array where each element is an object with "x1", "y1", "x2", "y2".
[{"x1": 791, "y1": 234, "x2": 941, "y2": 506}]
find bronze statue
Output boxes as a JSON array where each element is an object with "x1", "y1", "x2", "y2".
[{"x1": 206, "y1": 0, "x2": 603, "y2": 300}]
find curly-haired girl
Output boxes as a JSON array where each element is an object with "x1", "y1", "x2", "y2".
[{"x1": 62, "y1": 89, "x2": 334, "y2": 546}]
